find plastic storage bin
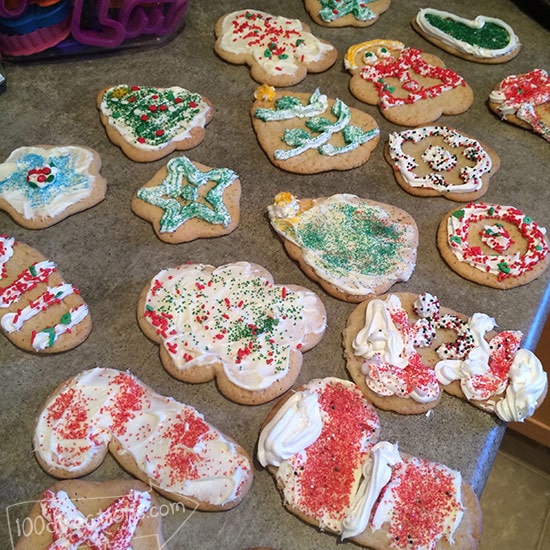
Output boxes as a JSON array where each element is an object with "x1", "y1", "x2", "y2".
[{"x1": 0, "y1": 0, "x2": 188, "y2": 60}]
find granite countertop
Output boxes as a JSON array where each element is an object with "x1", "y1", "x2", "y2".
[{"x1": 1, "y1": 0, "x2": 549, "y2": 548}]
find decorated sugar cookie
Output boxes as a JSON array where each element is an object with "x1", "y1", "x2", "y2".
[
  {"x1": 0, "y1": 146, "x2": 106, "y2": 229},
  {"x1": 137, "y1": 262, "x2": 326, "y2": 405},
  {"x1": 345, "y1": 39, "x2": 474, "y2": 126},
  {"x1": 258, "y1": 377, "x2": 482, "y2": 548},
  {"x1": 214, "y1": 10, "x2": 338, "y2": 87},
  {"x1": 0, "y1": 235, "x2": 91, "y2": 353},
  {"x1": 412, "y1": 9, "x2": 521, "y2": 63},
  {"x1": 34, "y1": 368, "x2": 253, "y2": 511},
  {"x1": 131, "y1": 156, "x2": 241, "y2": 243},
  {"x1": 343, "y1": 292, "x2": 548, "y2": 421},
  {"x1": 304, "y1": 0, "x2": 391, "y2": 28},
  {"x1": 251, "y1": 86, "x2": 380, "y2": 173},
  {"x1": 15, "y1": 480, "x2": 164, "y2": 550},
  {"x1": 268, "y1": 193, "x2": 418, "y2": 302},
  {"x1": 385, "y1": 126, "x2": 499, "y2": 201},
  {"x1": 437, "y1": 202, "x2": 549, "y2": 288},
  {"x1": 489, "y1": 69, "x2": 550, "y2": 142},
  {"x1": 97, "y1": 85, "x2": 213, "y2": 162}
]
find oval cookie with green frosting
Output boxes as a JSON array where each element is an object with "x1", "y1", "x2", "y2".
[
  {"x1": 412, "y1": 8, "x2": 521, "y2": 63},
  {"x1": 252, "y1": 86, "x2": 380, "y2": 174},
  {"x1": 131, "y1": 156, "x2": 241, "y2": 243},
  {"x1": 268, "y1": 193, "x2": 418, "y2": 302}
]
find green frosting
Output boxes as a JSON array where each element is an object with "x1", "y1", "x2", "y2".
[{"x1": 136, "y1": 156, "x2": 238, "y2": 232}]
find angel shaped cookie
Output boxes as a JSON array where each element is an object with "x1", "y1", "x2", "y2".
[{"x1": 345, "y1": 39, "x2": 473, "y2": 126}]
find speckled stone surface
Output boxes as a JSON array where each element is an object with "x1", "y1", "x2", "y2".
[{"x1": 0, "y1": 1, "x2": 549, "y2": 548}]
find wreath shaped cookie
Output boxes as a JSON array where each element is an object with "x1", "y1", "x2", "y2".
[
  {"x1": 345, "y1": 39, "x2": 474, "y2": 126},
  {"x1": 385, "y1": 126, "x2": 499, "y2": 202},
  {"x1": 437, "y1": 202, "x2": 549, "y2": 288}
]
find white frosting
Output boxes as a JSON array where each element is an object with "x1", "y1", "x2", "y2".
[
  {"x1": 269, "y1": 194, "x2": 417, "y2": 296},
  {"x1": 34, "y1": 368, "x2": 251, "y2": 506},
  {"x1": 341, "y1": 441, "x2": 402, "y2": 540},
  {"x1": 0, "y1": 146, "x2": 96, "y2": 220},
  {"x1": 353, "y1": 294, "x2": 440, "y2": 404},
  {"x1": 388, "y1": 126, "x2": 492, "y2": 193},
  {"x1": 0, "y1": 260, "x2": 56, "y2": 308},
  {"x1": 416, "y1": 9, "x2": 519, "y2": 58},
  {"x1": 143, "y1": 262, "x2": 326, "y2": 391},
  {"x1": 32, "y1": 304, "x2": 89, "y2": 351},
  {"x1": 257, "y1": 389, "x2": 323, "y2": 467},
  {"x1": 1, "y1": 282, "x2": 75, "y2": 333},
  {"x1": 41, "y1": 489, "x2": 151, "y2": 547},
  {"x1": 495, "y1": 349, "x2": 547, "y2": 422},
  {"x1": 353, "y1": 295, "x2": 409, "y2": 368},
  {"x1": 0, "y1": 235, "x2": 15, "y2": 273},
  {"x1": 218, "y1": 10, "x2": 334, "y2": 77}
]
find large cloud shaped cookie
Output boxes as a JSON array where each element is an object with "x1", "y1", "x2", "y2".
[
  {"x1": 258, "y1": 377, "x2": 482, "y2": 549},
  {"x1": 34, "y1": 368, "x2": 253, "y2": 511},
  {"x1": 0, "y1": 235, "x2": 91, "y2": 353},
  {"x1": 137, "y1": 262, "x2": 327, "y2": 404}
]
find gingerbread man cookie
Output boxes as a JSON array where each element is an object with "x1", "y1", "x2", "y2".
[{"x1": 345, "y1": 39, "x2": 474, "y2": 126}]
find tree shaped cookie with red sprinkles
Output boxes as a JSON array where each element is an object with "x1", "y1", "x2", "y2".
[
  {"x1": 137, "y1": 261, "x2": 327, "y2": 405},
  {"x1": 97, "y1": 85, "x2": 213, "y2": 162}
]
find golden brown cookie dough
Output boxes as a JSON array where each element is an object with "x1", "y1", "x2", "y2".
[
  {"x1": 345, "y1": 39, "x2": 474, "y2": 126},
  {"x1": 131, "y1": 156, "x2": 241, "y2": 243},
  {"x1": 251, "y1": 87, "x2": 380, "y2": 174}
]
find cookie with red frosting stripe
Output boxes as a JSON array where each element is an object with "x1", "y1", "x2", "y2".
[
  {"x1": 258, "y1": 377, "x2": 482, "y2": 549},
  {"x1": 15, "y1": 479, "x2": 164, "y2": 550},
  {"x1": 33, "y1": 368, "x2": 253, "y2": 511},
  {"x1": 0, "y1": 235, "x2": 91, "y2": 353},
  {"x1": 214, "y1": 9, "x2": 338, "y2": 87},
  {"x1": 345, "y1": 39, "x2": 473, "y2": 126}
]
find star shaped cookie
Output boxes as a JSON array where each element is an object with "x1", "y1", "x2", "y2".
[{"x1": 131, "y1": 156, "x2": 241, "y2": 243}]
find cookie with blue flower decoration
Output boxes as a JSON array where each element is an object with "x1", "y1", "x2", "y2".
[{"x1": 0, "y1": 145, "x2": 106, "y2": 229}]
